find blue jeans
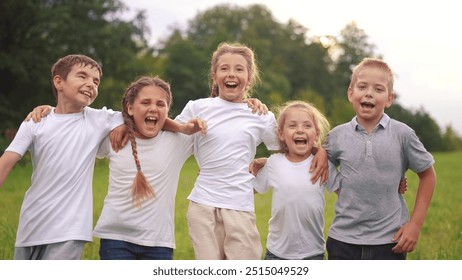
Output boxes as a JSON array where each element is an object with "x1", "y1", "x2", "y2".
[
  {"x1": 99, "y1": 239, "x2": 173, "y2": 260},
  {"x1": 265, "y1": 249, "x2": 325, "y2": 260},
  {"x1": 326, "y1": 237, "x2": 406, "y2": 260}
]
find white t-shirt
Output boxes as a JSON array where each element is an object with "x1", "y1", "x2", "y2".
[
  {"x1": 254, "y1": 153, "x2": 338, "y2": 259},
  {"x1": 93, "y1": 131, "x2": 193, "y2": 248},
  {"x1": 175, "y1": 97, "x2": 279, "y2": 212},
  {"x1": 5, "y1": 107, "x2": 122, "y2": 247}
]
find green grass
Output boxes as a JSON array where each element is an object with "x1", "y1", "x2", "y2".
[{"x1": 1, "y1": 152, "x2": 461, "y2": 260}]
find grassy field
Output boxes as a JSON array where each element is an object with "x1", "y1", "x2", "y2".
[{"x1": 1, "y1": 152, "x2": 461, "y2": 260}]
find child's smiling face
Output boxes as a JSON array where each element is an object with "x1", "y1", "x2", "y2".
[
  {"x1": 279, "y1": 107, "x2": 319, "y2": 162},
  {"x1": 348, "y1": 66, "x2": 394, "y2": 129},
  {"x1": 213, "y1": 53, "x2": 251, "y2": 103},
  {"x1": 55, "y1": 63, "x2": 100, "y2": 112},
  {"x1": 127, "y1": 85, "x2": 169, "y2": 139}
]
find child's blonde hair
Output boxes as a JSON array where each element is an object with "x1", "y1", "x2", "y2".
[
  {"x1": 121, "y1": 76, "x2": 172, "y2": 207},
  {"x1": 276, "y1": 100, "x2": 330, "y2": 154},
  {"x1": 349, "y1": 57, "x2": 394, "y2": 93},
  {"x1": 209, "y1": 42, "x2": 260, "y2": 99}
]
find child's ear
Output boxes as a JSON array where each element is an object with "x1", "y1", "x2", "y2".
[
  {"x1": 386, "y1": 91, "x2": 395, "y2": 108},
  {"x1": 277, "y1": 128, "x2": 284, "y2": 141},
  {"x1": 347, "y1": 87, "x2": 353, "y2": 103},
  {"x1": 53, "y1": 75, "x2": 63, "y2": 91},
  {"x1": 127, "y1": 104, "x2": 134, "y2": 116}
]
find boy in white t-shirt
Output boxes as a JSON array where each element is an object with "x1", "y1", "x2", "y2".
[{"x1": 0, "y1": 54, "x2": 124, "y2": 259}]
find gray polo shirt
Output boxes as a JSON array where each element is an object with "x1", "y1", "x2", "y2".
[{"x1": 325, "y1": 114, "x2": 434, "y2": 245}]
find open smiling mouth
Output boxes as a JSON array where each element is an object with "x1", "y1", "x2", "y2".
[
  {"x1": 294, "y1": 138, "x2": 307, "y2": 145},
  {"x1": 80, "y1": 90, "x2": 91, "y2": 98},
  {"x1": 145, "y1": 117, "x2": 158, "y2": 127},
  {"x1": 360, "y1": 102, "x2": 375, "y2": 109},
  {"x1": 225, "y1": 81, "x2": 238, "y2": 89}
]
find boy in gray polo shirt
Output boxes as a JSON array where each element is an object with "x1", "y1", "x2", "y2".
[{"x1": 324, "y1": 58, "x2": 436, "y2": 260}]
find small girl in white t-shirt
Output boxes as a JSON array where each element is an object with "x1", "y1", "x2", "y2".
[{"x1": 252, "y1": 100, "x2": 338, "y2": 260}]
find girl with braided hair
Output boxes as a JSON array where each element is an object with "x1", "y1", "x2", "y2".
[{"x1": 92, "y1": 76, "x2": 206, "y2": 260}]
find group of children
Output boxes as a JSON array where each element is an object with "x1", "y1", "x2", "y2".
[{"x1": 0, "y1": 42, "x2": 436, "y2": 260}]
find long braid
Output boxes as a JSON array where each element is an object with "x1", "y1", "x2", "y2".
[{"x1": 127, "y1": 123, "x2": 155, "y2": 208}]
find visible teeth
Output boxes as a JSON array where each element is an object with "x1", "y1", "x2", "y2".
[
  {"x1": 225, "y1": 82, "x2": 237, "y2": 86},
  {"x1": 145, "y1": 117, "x2": 157, "y2": 128},
  {"x1": 81, "y1": 91, "x2": 91, "y2": 97}
]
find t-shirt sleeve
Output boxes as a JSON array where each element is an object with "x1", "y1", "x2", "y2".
[
  {"x1": 174, "y1": 101, "x2": 195, "y2": 124},
  {"x1": 262, "y1": 112, "x2": 279, "y2": 151},
  {"x1": 403, "y1": 128, "x2": 435, "y2": 173},
  {"x1": 97, "y1": 136, "x2": 110, "y2": 159},
  {"x1": 324, "y1": 131, "x2": 340, "y2": 167},
  {"x1": 253, "y1": 159, "x2": 271, "y2": 194},
  {"x1": 326, "y1": 161, "x2": 342, "y2": 193},
  {"x1": 5, "y1": 121, "x2": 33, "y2": 157},
  {"x1": 105, "y1": 108, "x2": 124, "y2": 131}
]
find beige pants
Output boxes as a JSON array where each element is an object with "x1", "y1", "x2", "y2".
[{"x1": 187, "y1": 201, "x2": 262, "y2": 260}]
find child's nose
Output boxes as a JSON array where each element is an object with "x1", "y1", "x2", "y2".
[{"x1": 148, "y1": 105, "x2": 158, "y2": 112}]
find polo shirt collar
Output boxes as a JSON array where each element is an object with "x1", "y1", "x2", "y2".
[{"x1": 350, "y1": 113, "x2": 391, "y2": 131}]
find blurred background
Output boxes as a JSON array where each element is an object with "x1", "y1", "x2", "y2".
[{"x1": 1, "y1": 0, "x2": 461, "y2": 152}]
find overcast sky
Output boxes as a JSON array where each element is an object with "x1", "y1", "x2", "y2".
[{"x1": 122, "y1": 0, "x2": 462, "y2": 135}]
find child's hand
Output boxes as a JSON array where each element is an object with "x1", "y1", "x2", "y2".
[
  {"x1": 180, "y1": 118, "x2": 207, "y2": 136},
  {"x1": 249, "y1": 158, "x2": 267, "y2": 176},
  {"x1": 399, "y1": 177, "x2": 408, "y2": 194},
  {"x1": 110, "y1": 124, "x2": 128, "y2": 152},
  {"x1": 243, "y1": 98, "x2": 268, "y2": 115},
  {"x1": 391, "y1": 221, "x2": 420, "y2": 253},
  {"x1": 25, "y1": 105, "x2": 52, "y2": 123},
  {"x1": 310, "y1": 147, "x2": 328, "y2": 184}
]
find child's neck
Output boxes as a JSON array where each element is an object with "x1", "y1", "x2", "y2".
[
  {"x1": 285, "y1": 152, "x2": 311, "y2": 163},
  {"x1": 55, "y1": 102, "x2": 85, "y2": 114},
  {"x1": 356, "y1": 115, "x2": 383, "y2": 134}
]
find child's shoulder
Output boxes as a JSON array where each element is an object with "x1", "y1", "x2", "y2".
[
  {"x1": 330, "y1": 121, "x2": 352, "y2": 134},
  {"x1": 84, "y1": 106, "x2": 115, "y2": 114},
  {"x1": 387, "y1": 118, "x2": 415, "y2": 136}
]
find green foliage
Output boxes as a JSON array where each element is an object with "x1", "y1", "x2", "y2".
[
  {"x1": 0, "y1": 0, "x2": 155, "y2": 132},
  {"x1": 1, "y1": 2, "x2": 460, "y2": 151}
]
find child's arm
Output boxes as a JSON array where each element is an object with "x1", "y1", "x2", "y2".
[
  {"x1": 243, "y1": 98, "x2": 268, "y2": 115},
  {"x1": 392, "y1": 166, "x2": 436, "y2": 253},
  {"x1": 310, "y1": 147, "x2": 329, "y2": 185},
  {"x1": 0, "y1": 152, "x2": 21, "y2": 187},
  {"x1": 25, "y1": 105, "x2": 53, "y2": 122},
  {"x1": 110, "y1": 124, "x2": 129, "y2": 152},
  {"x1": 163, "y1": 118, "x2": 207, "y2": 135},
  {"x1": 249, "y1": 158, "x2": 267, "y2": 176}
]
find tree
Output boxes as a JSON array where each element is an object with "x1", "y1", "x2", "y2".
[
  {"x1": 159, "y1": 4, "x2": 333, "y2": 114},
  {"x1": 0, "y1": 0, "x2": 154, "y2": 136}
]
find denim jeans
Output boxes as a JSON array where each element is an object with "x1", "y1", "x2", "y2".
[
  {"x1": 264, "y1": 249, "x2": 325, "y2": 260},
  {"x1": 326, "y1": 237, "x2": 406, "y2": 260},
  {"x1": 99, "y1": 239, "x2": 173, "y2": 260}
]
